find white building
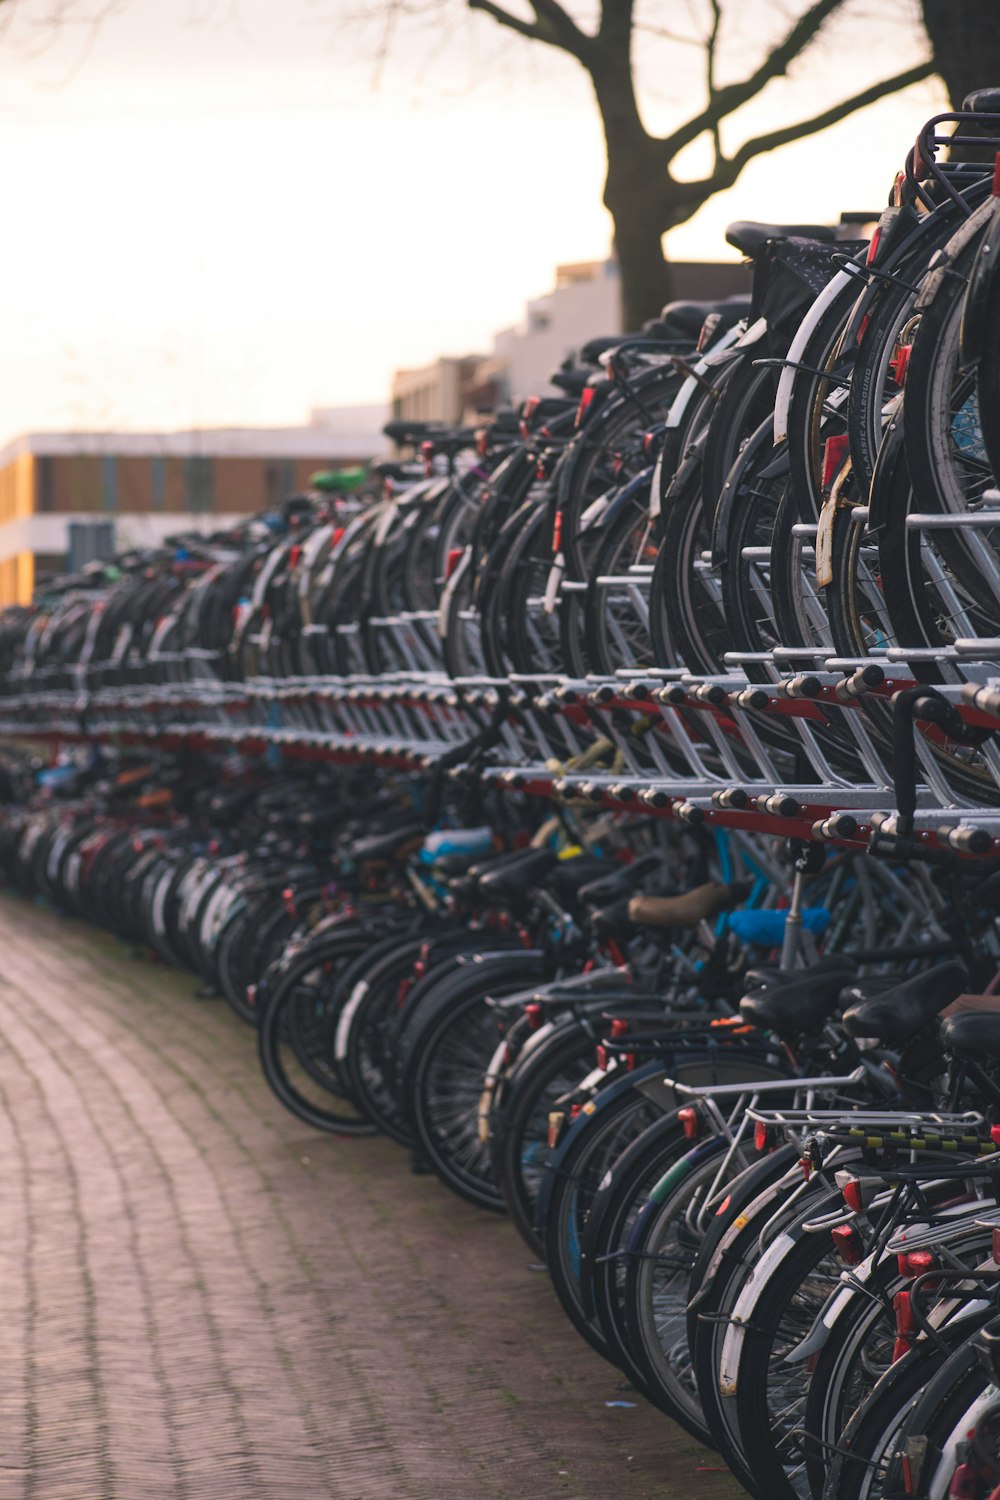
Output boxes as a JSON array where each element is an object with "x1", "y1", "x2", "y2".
[{"x1": 492, "y1": 260, "x2": 623, "y2": 405}]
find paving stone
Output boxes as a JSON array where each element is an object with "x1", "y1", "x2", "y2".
[{"x1": 0, "y1": 894, "x2": 744, "y2": 1500}]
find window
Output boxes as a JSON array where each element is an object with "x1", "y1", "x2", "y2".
[
  {"x1": 101, "y1": 455, "x2": 118, "y2": 513},
  {"x1": 151, "y1": 455, "x2": 165, "y2": 512},
  {"x1": 37, "y1": 456, "x2": 54, "y2": 513},
  {"x1": 185, "y1": 455, "x2": 214, "y2": 513}
]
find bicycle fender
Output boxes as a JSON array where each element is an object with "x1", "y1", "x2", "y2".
[
  {"x1": 960, "y1": 197, "x2": 1000, "y2": 370},
  {"x1": 717, "y1": 1228, "x2": 798, "y2": 1396}
]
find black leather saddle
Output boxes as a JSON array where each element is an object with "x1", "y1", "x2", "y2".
[{"x1": 842, "y1": 961, "x2": 969, "y2": 1042}]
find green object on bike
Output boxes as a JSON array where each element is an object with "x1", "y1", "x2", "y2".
[{"x1": 309, "y1": 467, "x2": 367, "y2": 493}]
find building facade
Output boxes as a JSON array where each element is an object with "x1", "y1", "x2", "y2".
[
  {"x1": 0, "y1": 424, "x2": 386, "y2": 607},
  {"x1": 388, "y1": 258, "x2": 753, "y2": 426}
]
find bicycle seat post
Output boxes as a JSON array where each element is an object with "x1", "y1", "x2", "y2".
[{"x1": 780, "y1": 839, "x2": 825, "y2": 971}]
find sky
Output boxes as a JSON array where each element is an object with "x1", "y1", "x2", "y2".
[{"x1": 0, "y1": 0, "x2": 948, "y2": 442}]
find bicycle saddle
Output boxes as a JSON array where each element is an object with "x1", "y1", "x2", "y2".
[
  {"x1": 580, "y1": 334, "x2": 625, "y2": 363},
  {"x1": 589, "y1": 896, "x2": 637, "y2": 942},
  {"x1": 842, "y1": 961, "x2": 969, "y2": 1042},
  {"x1": 475, "y1": 847, "x2": 558, "y2": 900},
  {"x1": 351, "y1": 819, "x2": 426, "y2": 863},
  {"x1": 550, "y1": 366, "x2": 591, "y2": 395},
  {"x1": 547, "y1": 856, "x2": 612, "y2": 902},
  {"x1": 941, "y1": 1004, "x2": 1000, "y2": 1063},
  {"x1": 657, "y1": 296, "x2": 753, "y2": 341},
  {"x1": 578, "y1": 852, "x2": 665, "y2": 906},
  {"x1": 725, "y1": 220, "x2": 837, "y2": 256},
  {"x1": 382, "y1": 419, "x2": 445, "y2": 445},
  {"x1": 740, "y1": 960, "x2": 857, "y2": 1037},
  {"x1": 628, "y1": 879, "x2": 751, "y2": 930},
  {"x1": 964, "y1": 88, "x2": 1000, "y2": 114},
  {"x1": 743, "y1": 954, "x2": 857, "y2": 993}
]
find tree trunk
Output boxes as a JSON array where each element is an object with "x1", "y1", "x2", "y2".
[
  {"x1": 606, "y1": 183, "x2": 674, "y2": 330},
  {"x1": 590, "y1": 51, "x2": 675, "y2": 330},
  {"x1": 922, "y1": 0, "x2": 1000, "y2": 108}
]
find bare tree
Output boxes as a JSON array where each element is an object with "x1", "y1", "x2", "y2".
[
  {"x1": 921, "y1": 0, "x2": 1000, "y2": 108},
  {"x1": 459, "y1": 0, "x2": 938, "y2": 327}
]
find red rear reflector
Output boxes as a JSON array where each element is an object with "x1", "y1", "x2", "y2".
[
  {"x1": 525, "y1": 1002, "x2": 543, "y2": 1031},
  {"x1": 897, "y1": 1249, "x2": 936, "y2": 1276},
  {"x1": 715, "y1": 1194, "x2": 731, "y2": 1217},
  {"x1": 989, "y1": 1123, "x2": 1000, "y2": 1145},
  {"x1": 890, "y1": 343, "x2": 912, "y2": 386},
  {"x1": 551, "y1": 509, "x2": 563, "y2": 555},
  {"x1": 610, "y1": 1018, "x2": 629, "y2": 1040},
  {"x1": 866, "y1": 226, "x2": 882, "y2": 265},
  {"x1": 841, "y1": 1176, "x2": 863, "y2": 1214},
  {"x1": 754, "y1": 1121, "x2": 772, "y2": 1152},
  {"x1": 595, "y1": 1044, "x2": 608, "y2": 1071},
  {"x1": 894, "y1": 1289, "x2": 915, "y2": 1336},
  {"x1": 575, "y1": 387, "x2": 596, "y2": 428},
  {"x1": 475, "y1": 428, "x2": 489, "y2": 458},
  {"x1": 821, "y1": 434, "x2": 850, "y2": 489},
  {"x1": 289, "y1": 544, "x2": 301, "y2": 567},
  {"x1": 948, "y1": 1462, "x2": 977, "y2": 1497},
  {"x1": 445, "y1": 547, "x2": 463, "y2": 580},
  {"x1": 831, "y1": 1224, "x2": 864, "y2": 1265},
  {"x1": 643, "y1": 429, "x2": 659, "y2": 458},
  {"x1": 246, "y1": 985, "x2": 256, "y2": 1008},
  {"x1": 570, "y1": 1103, "x2": 583, "y2": 1120},
  {"x1": 678, "y1": 1106, "x2": 699, "y2": 1140}
]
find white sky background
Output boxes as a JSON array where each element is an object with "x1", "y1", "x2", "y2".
[{"x1": 0, "y1": 0, "x2": 947, "y2": 442}]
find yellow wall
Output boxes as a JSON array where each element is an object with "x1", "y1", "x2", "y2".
[
  {"x1": 0, "y1": 551, "x2": 33, "y2": 607},
  {"x1": 0, "y1": 454, "x2": 35, "y2": 605},
  {"x1": 0, "y1": 453, "x2": 33, "y2": 525}
]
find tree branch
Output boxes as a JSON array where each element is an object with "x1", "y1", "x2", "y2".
[
  {"x1": 467, "y1": 0, "x2": 548, "y2": 45},
  {"x1": 468, "y1": 0, "x2": 593, "y2": 56},
  {"x1": 661, "y1": 0, "x2": 849, "y2": 157},
  {"x1": 722, "y1": 58, "x2": 935, "y2": 178},
  {"x1": 706, "y1": 0, "x2": 722, "y2": 172},
  {"x1": 530, "y1": 0, "x2": 592, "y2": 56}
]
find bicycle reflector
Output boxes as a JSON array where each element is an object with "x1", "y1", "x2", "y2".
[
  {"x1": 754, "y1": 1121, "x2": 775, "y2": 1152},
  {"x1": 475, "y1": 428, "x2": 489, "y2": 458},
  {"x1": 678, "y1": 1106, "x2": 699, "y2": 1140},
  {"x1": 831, "y1": 1223, "x2": 864, "y2": 1265},
  {"x1": 866, "y1": 226, "x2": 882, "y2": 265},
  {"x1": 821, "y1": 433, "x2": 850, "y2": 489},
  {"x1": 897, "y1": 1249, "x2": 936, "y2": 1277},
  {"x1": 890, "y1": 343, "x2": 912, "y2": 386},
  {"x1": 575, "y1": 386, "x2": 597, "y2": 427},
  {"x1": 524, "y1": 1002, "x2": 543, "y2": 1031},
  {"x1": 838, "y1": 1173, "x2": 864, "y2": 1213},
  {"x1": 445, "y1": 548, "x2": 463, "y2": 580},
  {"x1": 892, "y1": 1289, "x2": 915, "y2": 1361}
]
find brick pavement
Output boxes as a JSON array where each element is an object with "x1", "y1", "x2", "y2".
[{"x1": 0, "y1": 894, "x2": 744, "y2": 1500}]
